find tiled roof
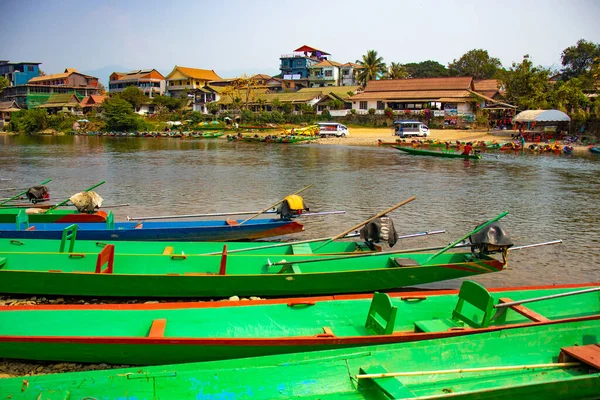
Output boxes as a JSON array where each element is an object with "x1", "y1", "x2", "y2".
[
  {"x1": 311, "y1": 60, "x2": 342, "y2": 68},
  {"x1": 218, "y1": 90, "x2": 319, "y2": 105},
  {"x1": 350, "y1": 89, "x2": 474, "y2": 101},
  {"x1": 0, "y1": 100, "x2": 21, "y2": 112},
  {"x1": 252, "y1": 74, "x2": 273, "y2": 80},
  {"x1": 29, "y1": 72, "x2": 70, "y2": 82},
  {"x1": 113, "y1": 69, "x2": 165, "y2": 81},
  {"x1": 169, "y1": 66, "x2": 221, "y2": 81},
  {"x1": 80, "y1": 95, "x2": 107, "y2": 107},
  {"x1": 341, "y1": 62, "x2": 362, "y2": 68},
  {"x1": 363, "y1": 77, "x2": 474, "y2": 92},
  {"x1": 294, "y1": 45, "x2": 330, "y2": 55},
  {"x1": 473, "y1": 79, "x2": 502, "y2": 98},
  {"x1": 298, "y1": 86, "x2": 360, "y2": 98},
  {"x1": 36, "y1": 94, "x2": 80, "y2": 108}
]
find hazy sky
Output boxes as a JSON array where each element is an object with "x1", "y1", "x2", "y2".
[{"x1": 2, "y1": 0, "x2": 599, "y2": 80}]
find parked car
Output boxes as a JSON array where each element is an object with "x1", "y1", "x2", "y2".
[
  {"x1": 394, "y1": 120, "x2": 430, "y2": 137},
  {"x1": 318, "y1": 122, "x2": 349, "y2": 137}
]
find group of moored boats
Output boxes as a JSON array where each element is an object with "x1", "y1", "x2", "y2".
[
  {"x1": 0, "y1": 180, "x2": 598, "y2": 399},
  {"x1": 73, "y1": 130, "x2": 225, "y2": 138}
]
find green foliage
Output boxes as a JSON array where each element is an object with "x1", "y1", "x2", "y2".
[
  {"x1": 119, "y1": 87, "x2": 148, "y2": 109},
  {"x1": 271, "y1": 98, "x2": 282, "y2": 112},
  {"x1": 548, "y1": 78, "x2": 590, "y2": 112},
  {"x1": 356, "y1": 50, "x2": 387, "y2": 86},
  {"x1": 448, "y1": 49, "x2": 503, "y2": 80},
  {"x1": 368, "y1": 108, "x2": 376, "y2": 115},
  {"x1": 281, "y1": 103, "x2": 292, "y2": 115},
  {"x1": 12, "y1": 108, "x2": 49, "y2": 134},
  {"x1": 350, "y1": 109, "x2": 357, "y2": 115},
  {"x1": 329, "y1": 99, "x2": 345, "y2": 110},
  {"x1": 0, "y1": 76, "x2": 9, "y2": 93},
  {"x1": 561, "y1": 39, "x2": 600, "y2": 81},
  {"x1": 404, "y1": 60, "x2": 449, "y2": 78},
  {"x1": 206, "y1": 102, "x2": 219, "y2": 116},
  {"x1": 384, "y1": 62, "x2": 408, "y2": 79},
  {"x1": 241, "y1": 109, "x2": 254, "y2": 122},
  {"x1": 499, "y1": 55, "x2": 552, "y2": 109},
  {"x1": 152, "y1": 95, "x2": 186, "y2": 112},
  {"x1": 384, "y1": 107, "x2": 394, "y2": 118},
  {"x1": 189, "y1": 111, "x2": 205, "y2": 124},
  {"x1": 299, "y1": 103, "x2": 315, "y2": 114},
  {"x1": 48, "y1": 112, "x2": 77, "y2": 132},
  {"x1": 321, "y1": 109, "x2": 331, "y2": 119},
  {"x1": 103, "y1": 97, "x2": 148, "y2": 131}
]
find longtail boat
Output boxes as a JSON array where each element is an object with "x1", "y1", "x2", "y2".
[
  {"x1": 190, "y1": 130, "x2": 224, "y2": 139},
  {"x1": 589, "y1": 146, "x2": 600, "y2": 154},
  {"x1": 392, "y1": 145, "x2": 482, "y2": 159},
  {"x1": 0, "y1": 281, "x2": 597, "y2": 365},
  {"x1": 1, "y1": 318, "x2": 599, "y2": 399},
  {"x1": 0, "y1": 243, "x2": 505, "y2": 297},
  {"x1": 0, "y1": 212, "x2": 304, "y2": 242}
]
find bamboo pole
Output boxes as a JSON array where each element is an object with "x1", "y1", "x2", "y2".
[
  {"x1": 239, "y1": 184, "x2": 313, "y2": 225},
  {"x1": 0, "y1": 179, "x2": 52, "y2": 206},
  {"x1": 312, "y1": 196, "x2": 416, "y2": 251},
  {"x1": 495, "y1": 286, "x2": 600, "y2": 309},
  {"x1": 356, "y1": 362, "x2": 581, "y2": 379},
  {"x1": 126, "y1": 209, "x2": 343, "y2": 221},
  {"x1": 48, "y1": 180, "x2": 106, "y2": 211},
  {"x1": 423, "y1": 211, "x2": 508, "y2": 265}
]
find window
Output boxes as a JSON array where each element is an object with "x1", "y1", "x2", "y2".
[
  {"x1": 342, "y1": 69, "x2": 349, "y2": 76},
  {"x1": 324, "y1": 70, "x2": 332, "y2": 77},
  {"x1": 377, "y1": 101, "x2": 385, "y2": 110},
  {"x1": 359, "y1": 101, "x2": 368, "y2": 110},
  {"x1": 296, "y1": 60, "x2": 303, "y2": 67}
]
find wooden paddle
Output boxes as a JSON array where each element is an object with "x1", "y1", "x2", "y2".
[
  {"x1": 312, "y1": 196, "x2": 416, "y2": 251},
  {"x1": 238, "y1": 184, "x2": 313, "y2": 225},
  {"x1": 0, "y1": 179, "x2": 52, "y2": 206},
  {"x1": 48, "y1": 180, "x2": 106, "y2": 211},
  {"x1": 422, "y1": 211, "x2": 509, "y2": 265}
]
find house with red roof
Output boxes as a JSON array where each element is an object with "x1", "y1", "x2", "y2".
[
  {"x1": 109, "y1": 69, "x2": 165, "y2": 96},
  {"x1": 80, "y1": 94, "x2": 107, "y2": 112}
]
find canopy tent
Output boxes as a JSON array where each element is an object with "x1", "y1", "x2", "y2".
[{"x1": 513, "y1": 109, "x2": 571, "y2": 123}]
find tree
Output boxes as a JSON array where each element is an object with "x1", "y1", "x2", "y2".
[
  {"x1": 206, "y1": 102, "x2": 219, "y2": 116},
  {"x1": 448, "y1": 49, "x2": 502, "y2": 80},
  {"x1": 18, "y1": 108, "x2": 49, "y2": 134},
  {"x1": 499, "y1": 55, "x2": 552, "y2": 110},
  {"x1": 103, "y1": 97, "x2": 146, "y2": 131},
  {"x1": 221, "y1": 75, "x2": 260, "y2": 119},
  {"x1": 120, "y1": 87, "x2": 148, "y2": 110},
  {"x1": 355, "y1": 50, "x2": 387, "y2": 86},
  {"x1": 548, "y1": 78, "x2": 590, "y2": 113},
  {"x1": 560, "y1": 39, "x2": 600, "y2": 81},
  {"x1": 0, "y1": 76, "x2": 9, "y2": 93},
  {"x1": 404, "y1": 61, "x2": 449, "y2": 78},
  {"x1": 97, "y1": 82, "x2": 107, "y2": 94},
  {"x1": 152, "y1": 95, "x2": 186, "y2": 112},
  {"x1": 384, "y1": 62, "x2": 408, "y2": 79},
  {"x1": 271, "y1": 98, "x2": 282, "y2": 112}
]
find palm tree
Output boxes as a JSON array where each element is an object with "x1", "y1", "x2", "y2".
[
  {"x1": 384, "y1": 62, "x2": 408, "y2": 80},
  {"x1": 356, "y1": 50, "x2": 387, "y2": 87}
]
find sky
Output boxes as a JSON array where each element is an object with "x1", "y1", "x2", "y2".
[{"x1": 2, "y1": 0, "x2": 600, "y2": 83}]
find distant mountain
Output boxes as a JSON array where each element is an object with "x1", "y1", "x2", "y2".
[{"x1": 81, "y1": 65, "x2": 131, "y2": 86}]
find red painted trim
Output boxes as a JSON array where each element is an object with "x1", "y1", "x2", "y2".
[
  {"x1": 1, "y1": 282, "x2": 597, "y2": 311},
  {"x1": 1, "y1": 314, "x2": 599, "y2": 347}
]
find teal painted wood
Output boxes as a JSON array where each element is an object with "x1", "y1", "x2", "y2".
[{"x1": 1, "y1": 319, "x2": 599, "y2": 399}]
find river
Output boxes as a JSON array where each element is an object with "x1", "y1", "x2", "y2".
[{"x1": 1, "y1": 134, "x2": 600, "y2": 290}]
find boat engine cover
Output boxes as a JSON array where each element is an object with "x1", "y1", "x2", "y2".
[
  {"x1": 26, "y1": 186, "x2": 50, "y2": 203},
  {"x1": 470, "y1": 222, "x2": 513, "y2": 254},
  {"x1": 360, "y1": 215, "x2": 398, "y2": 247},
  {"x1": 277, "y1": 195, "x2": 309, "y2": 220}
]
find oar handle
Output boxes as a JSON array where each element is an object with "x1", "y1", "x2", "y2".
[
  {"x1": 49, "y1": 180, "x2": 106, "y2": 210},
  {"x1": 423, "y1": 211, "x2": 509, "y2": 265},
  {"x1": 0, "y1": 179, "x2": 52, "y2": 206},
  {"x1": 239, "y1": 184, "x2": 313, "y2": 225}
]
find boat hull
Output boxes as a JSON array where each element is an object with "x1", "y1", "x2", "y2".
[
  {"x1": 392, "y1": 145, "x2": 482, "y2": 159},
  {"x1": 0, "y1": 319, "x2": 599, "y2": 399},
  {"x1": 0, "y1": 209, "x2": 107, "y2": 223},
  {"x1": 0, "y1": 219, "x2": 303, "y2": 241},
  {"x1": 0, "y1": 283, "x2": 596, "y2": 365}
]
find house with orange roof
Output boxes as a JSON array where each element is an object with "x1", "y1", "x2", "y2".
[
  {"x1": 28, "y1": 68, "x2": 98, "y2": 87},
  {"x1": 308, "y1": 60, "x2": 343, "y2": 87},
  {"x1": 108, "y1": 69, "x2": 165, "y2": 96},
  {"x1": 80, "y1": 94, "x2": 107, "y2": 112},
  {"x1": 340, "y1": 63, "x2": 362, "y2": 86},
  {"x1": 164, "y1": 66, "x2": 221, "y2": 97}
]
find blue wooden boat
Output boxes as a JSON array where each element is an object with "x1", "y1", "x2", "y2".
[
  {"x1": 589, "y1": 146, "x2": 600, "y2": 154},
  {"x1": 0, "y1": 212, "x2": 304, "y2": 242}
]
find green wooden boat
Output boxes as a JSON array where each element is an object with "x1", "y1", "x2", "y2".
[
  {"x1": 0, "y1": 281, "x2": 597, "y2": 365},
  {"x1": 0, "y1": 246, "x2": 505, "y2": 297},
  {"x1": 2, "y1": 318, "x2": 599, "y2": 399},
  {"x1": 0, "y1": 236, "x2": 378, "y2": 256},
  {"x1": 191, "y1": 130, "x2": 224, "y2": 139},
  {"x1": 392, "y1": 145, "x2": 482, "y2": 159}
]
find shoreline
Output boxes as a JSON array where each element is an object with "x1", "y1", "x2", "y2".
[{"x1": 1, "y1": 128, "x2": 593, "y2": 153}]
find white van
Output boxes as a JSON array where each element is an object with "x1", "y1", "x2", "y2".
[
  {"x1": 318, "y1": 122, "x2": 349, "y2": 137},
  {"x1": 394, "y1": 120, "x2": 430, "y2": 137}
]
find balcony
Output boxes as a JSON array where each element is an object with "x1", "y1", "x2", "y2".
[
  {"x1": 309, "y1": 75, "x2": 335, "y2": 81},
  {"x1": 166, "y1": 85, "x2": 192, "y2": 91}
]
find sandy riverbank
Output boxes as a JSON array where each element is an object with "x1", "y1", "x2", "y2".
[{"x1": 309, "y1": 127, "x2": 591, "y2": 153}]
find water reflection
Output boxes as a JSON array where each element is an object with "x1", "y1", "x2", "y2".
[{"x1": 1, "y1": 134, "x2": 599, "y2": 289}]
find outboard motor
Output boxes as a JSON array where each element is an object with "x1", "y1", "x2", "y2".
[
  {"x1": 360, "y1": 215, "x2": 398, "y2": 247},
  {"x1": 470, "y1": 222, "x2": 513, "y2": 262},
  {"x1": 277, "y1": 195, "x2": 309, "y2": 220},
  {"x1": 26, "y1": 186, "x2": 50, "y2": 204}
]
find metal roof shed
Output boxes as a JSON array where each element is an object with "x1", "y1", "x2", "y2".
[{"x1": 513, "y1": 109, "x2": 571, "y2": 122}]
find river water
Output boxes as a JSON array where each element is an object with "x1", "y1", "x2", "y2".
[{"x1": 1, "y1": 134, "x2": 599, "y2": 290}]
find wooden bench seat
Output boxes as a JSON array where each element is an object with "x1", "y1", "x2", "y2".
[{"x1": 498, "y1": 297, "x2": 550, "y2": 322}]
